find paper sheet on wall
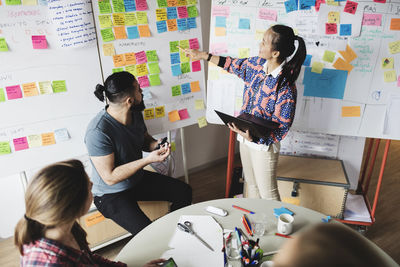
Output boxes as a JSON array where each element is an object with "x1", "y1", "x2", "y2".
[{"x1": 383, "y1": 97, "x2": 400, "y2": 136}]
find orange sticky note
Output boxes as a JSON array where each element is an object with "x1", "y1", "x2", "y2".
[
  {"x1": 190, "y1": 81, "x2": 200, "y2": 92},
  {"x1": 167, "y1": 19, "x2": 177, "y2": 31},
  {"x1": 167, "y1": 0, "x2": 178, "y2": 6},
  {"x1": 215, "y1": 27, "x2": 226, "y2": 36},
  {"x1": 41, "y1": 132, "x2": 56, "y2": 146},
  {"x1": 114, "y1": 26, "x2": 127, "y2": 39},
  {"x1": 124, "y1": 52, "x2": 136, "y2": 65},
  {"x1": 85, "y1": 211, "x2": 105, "y2": 227},
  {"x1": 282, "y1": 197, "x2": 300, "y2": 206},
  {"x1": 342, "y1": 106, "x2": 361, "y2": 117},
  {"x1": 22, "y1": 82, "x2": 38, "y2": 97},
  {"x1": 339, "y1": 45, "x2": 357, "y2": 63},
  {"x1": 113, "y1": 54, "x2": 126, "y2": 67},
  {"x1": 102, "y1": 43, "x2": 115, "y2": 56},
  {"x1": 390, "y1": 18, "x2": 400, "y2": 31},
  {"x1": 168, "y1": 110, "x2": 180, "y2": 122},
  {"x1": 333, "y1": 58, "x2": 354, "y2": 72},
  {"x1": 138, "y1": 24, "x2": 151, "y2": 37}
]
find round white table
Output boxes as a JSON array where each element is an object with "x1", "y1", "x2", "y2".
[{"x1": 115, "y1": 198, "x2": 398, "y2": 267}]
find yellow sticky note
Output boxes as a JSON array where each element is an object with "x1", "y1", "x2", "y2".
[
  {"x1": 333, "y1": 58, "x2": 354, "y2": 73},
  {"x1": 384, "y1": 70, "x2": 397, "y2": 82},
  {"x1": 342, "y1": 106, "x2": 361, "y2": 117},
  {"x1": 144, "y1": 108, "x2": 155, "y2": 120},
  {"x1": 22, "y1": 0, "x2": 36, "y2": 5},
  {"x1": 103, "y1": 43, "x2": 115, "y2": 56},
  {"x1": 38, "y1": 81, "x2": 52, "y2": 94},
  {"x1": 388, "y1": 40, "x2": 400, "y2": 54},
  {"x1": 311, "y1": 61, "x2": 324, "y2": 74},
  {"x1": 195, "y1": 99, "x2": 204, "y2": 110},
  {"x1": 339, "y1": 45, "x2": 357, "y2": 63},
  {"x1": 327, "y1": 0, "x2": 338, "y2": 5},
  {"x1": 381, "y1": 57, "x2": 394, "y2": 69},
  {"x1": 190, "y1": 81, "x2": 200, "y2": 92},
  {"x1": 125, "y1": 65, "x2": 136, "y2": 75},
  {"x1": 322, "y1": 50, "x2": 336, "y2": 63},
  {"x1": 85, "y1": 211, "x2": 105, "y2": 227},
  {"x1": 99, "y1": 15, "x2": 112, "y2": 28},
  {"x1": 112, "y1": 13, "x2": 125, "y2": 26},
  {"x1": 170, "y1": 141, "x2": 176, "y2": 152},
  {"x1": 198, "y1": 116, "x2": 207, "y2": 128},
  {"x1": 138, "y1": 24, "x2": 151, "y2": 37},
  {"x1": 155, "y1": 106, "x2": 165, "y2": 118},
  {"x1": 156, "y1": 8, "x2": 168, "y2": 21},
  {"x1": 113, "y1": 54, "x2": 126, "y2": 67},
  {"x1": 27, "y1": 134, "x2": 42, "y2": 147},
  {"x1": 136, "y1": 63, "x2": 149, "y2": 76},
  {"x1": 22, "y1": 82, "x2": 38, "y2": 97},
  {"x1": 124, "y1": 52, "x2": 136, "y2": 65},
  {"x1": 282, "y1": 197, "x2": 300, "y2": 206},
  {"x1": 255, "y1": 29, "x2": 264, "y2": 41},
  {"x1": 168, "y1": 110, "x2": 180, "y2": 122},
  {"x1": 215, "y1": 27, "x2": 226, "y2": 36},
  {"x1": 136, "y1": 11, "x2": 148, "y2": 24},
  {"x1": 125, "y1": 12, "x2": 137, "y2": 26},
  {"x1": 41, "y1": 132, "x2": 56, "y2": 146},
  {"x1": 114, "y1": 26, "x2": 127, "y2": 39},
  {"x1": 327, "y1": 11, "x2": 340, "y2": 23},
  {"x1": 238, "y1": 48, "x2": 250, "y2": 58}
]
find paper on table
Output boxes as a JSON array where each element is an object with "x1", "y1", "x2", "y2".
[
  {"x1": 163, "y1": 215, "x2": 224, "y2": 267},
  {"x1": 343, "y1": 193, "x2": 371, "y2": 222}
]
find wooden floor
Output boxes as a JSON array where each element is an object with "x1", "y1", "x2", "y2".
[{"x1": 1, "y1": 139, "x2": 399, "y2": 266}]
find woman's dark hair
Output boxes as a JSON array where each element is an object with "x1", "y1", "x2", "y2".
[
  {"x1": 270, "y1": 25, "x2": 307, "y2": 88},
  {"x1": 94, "y1": 71, "x2": 137, "y2": 103}
]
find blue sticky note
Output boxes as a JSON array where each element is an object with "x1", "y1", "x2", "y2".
[
  {"x1": 38, "y1": 0, "x2": 47, "y2": 5},
  {"x1": 171, "y1": 64, "x2": 182, "y2": 76},
  {"x1": 181, "y1": 83, "x2": 191, "y2": 94},
  {"x1": 284, "y1": 0, "x2": 298, "y2": 13},
  {"x1": 303, "y1": 54, "x2": 312, "y2": 66},
  {"x1": 303, "y1": 67, "x2": 348, "y2": 99},
  {"x1": 238, "y1": 18, "x2": 250, "y2": 30},
  {"x1": 177, "y1": 18, "x2": 188, "y2": 31},
  {"x1": 156, "y1": 21, "x2": 167, "y2": 33},
  {"x1": 273, "y1": 207, "x2": 294, "y2": 218},
  {"x1": 124, "y1": 0, "x2": 136, "y2": 12},
  {"x1": 340, "y1": 24, "x2": 352, "y2": 36},
  {"x1": 215, "y1": 16, "x2": 226, "y2": 28},
  {"x1": 167, "y1": 7, "x2": 177, "y2": 19},
  {"x1": 127, "y1": 26, "x2": 139, "y2": 39},
  {"x1": 299, "y1": 0, "x2": 314, "y2": 10},
  {"x1": 187, "y1": 17, "x2": 197, "y2": 29},
  {"x1": 170, "y1": 53, "x2": 180, "y2": 64}
]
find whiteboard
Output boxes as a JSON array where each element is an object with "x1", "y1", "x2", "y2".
[{"x1": 207, "y1": 0, "x2": 400, "y2": 140}]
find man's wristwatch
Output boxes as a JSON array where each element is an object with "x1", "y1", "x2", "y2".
[{"x1": 207, "y1": 53, "x2": 213, "y2": 61}]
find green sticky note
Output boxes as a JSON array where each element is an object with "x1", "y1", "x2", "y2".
[
  {"x1": 98, "y1": 0, "x2": 112, "y2": 14},
  {"x1": 113, "y1": 68, "x2": 124, "y2": 73},
  {"x1": 149, "y1": 74, "x2": 161, "y2": 86},
  {"x1": 0, "y1": 142, "x2": 12, "y2": 155},
  {"x1": 180, "y1": 51, "x2": 190, "y2": 63},
  {"x1": 136, "y1": 11, "x2": 148, "y2": 24},
  {"x1": 0, "y1": 88, "x2": 5, "y2": 102},
  {"x1": 125, "y1": 13, "x2": 137, "y2": 26},
  {"x1": 157, "y1": 0, "x2": 167, "y2": 7},
  {"x1": 148, "y1": 63, "x2": 160, "y2": 74},
  {"x1": 187, "y1": 6, "x2": 198, "y2": 17},
  {"x1": 322, "y1": 50, "x2": 336, "y2": 63},
  {"x1": 146, "y1": 50, "x2": 158, "y2": 62},
  {"x1": 101, "y1": 28, "x2": 115, "y2": 42},
  {"x1": 187, "y1": 0, "x2": 197, "y2": 4},
  {"x1": 181, "y1": 62, "x2": 190, "y2": 73},
  {"x1": 112, "y1": 0, "x2": 125, "y2": 12},
  {"x1": 99, "y1": 15, "x2": 113, "y2": 28},
  {"x1": 179, "y1": 39, "x2": 189, "y2": 49},
  {"x1": 311, "y1": 61, "x2": 324, "y2": 74},
  {"x1": 0, "y1": 38, "x2": 9, "y2": 52},
  {"x1": 6, "y1": 0, "x2": 21, "y2": 5},
  {"x1": 170, "y1": 41, "x2": 179, "y2": 53},
  {"x1": 52, "y1": 80, "x2": 67, "y2": 93},
  {"x1": 125, "y1": 65, "x2": 136, "y2": 75},
  {"x1": 172, "y1": 85, "x2": 181, "y2": 96}
]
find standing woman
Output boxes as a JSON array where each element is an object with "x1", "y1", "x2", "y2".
[{"x1": 184, "y1": 25, "x2": 306, "y2": 200}]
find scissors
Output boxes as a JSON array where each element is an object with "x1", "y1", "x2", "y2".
[{"x1": 177, "y1": 221, "x2": 214, "y2": 251}]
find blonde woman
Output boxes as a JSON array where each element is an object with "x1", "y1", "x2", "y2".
[{"x1": 14, "y1": 159, "x2": 164, "y2": 267}]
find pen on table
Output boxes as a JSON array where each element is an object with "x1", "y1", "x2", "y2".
[
  {"x1": 241, "y1": 216, "x2": 253, "y2": 236},
  {"x1": 243, "y1": 214, "x2": 253, "y2": 233},
  {"x1": 275, "y1": 233, "x2": 292, "y2": 238},
  {"x1": 232, "y1": 205, "x2": 255, "y2": 214}
]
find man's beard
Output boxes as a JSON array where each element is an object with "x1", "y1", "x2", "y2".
[{"x1": 131, "y1": 98, "x2": 145, "y2": 112}]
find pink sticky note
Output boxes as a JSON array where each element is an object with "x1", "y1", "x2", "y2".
[
  {"x1": 137, "y1": 75, "x2": 150, "y2": 88},
  {"x1": 344, "y1": 0, "x2": 358, "y2": 14},
  {"x1": 135, "y1": 0, "x2": 148, "y2": 10},
  {"x1": 5, "y1": 85, "x2": 23, "y2": 100},
  {"x1": 177, "y1": 6, "x2": 188, "y2": 18},
  {"x1": 326, "y1": 23, "x2": 337, "y2": 34},
  {"x1": 212, "y1": 6, "x2": 230, "y2": 17},
  {"x1": 135, "y1": 51, "x2": 148, "y2": 64},
  {"x1": 13, "y1": 137, "x2": 29, "y2": 151},
  {"x1": 32, "y1": 35, "x2": 47, "y2": 49},
  {"x1": 258, "y1": 8, "x2": 277, "y2": 21},
  {"x1": 210, "y1": 42, "x2": 228, "y2": 55},
  {"x1": 191, "y1": 60, "x2": 201, "y2": 72},
  {"x1": 178, "y1": 108, "x2": 189, "y2": 120},
  {"x1": 373, "y1": 0, "x2": 385, "y2": 3},
  {"x1": 315, "y1": 0, "x2": 325, "y2": 11},
  {"x1": 362, "y1": 13, "x2": 382, "y2": 26},
  {"x1": 397, "y1": 75, "x2": 400, "y2": 87},
  {"x1": 189, "y1": 38, "x2": 199, "y2": 49}
]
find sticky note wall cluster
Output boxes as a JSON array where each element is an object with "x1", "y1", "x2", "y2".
[
  {"x1": 155, "y1": 1, "x2": 198, "y2": 33},
  {"x1": 0, "y1": 80, "x2": 67, "y2": 102},
  {"x1": 169, "y1": 38, "x2": 201, "y2": 76}
]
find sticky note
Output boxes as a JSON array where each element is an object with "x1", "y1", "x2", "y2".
[
  {"x1": 168, "y1": 110, "x2": 180, "y2": 122},
  {"x1": 258, "y1": 8, "x2": 277, "y2": 21},
  {"x1": 54, "y1": 128, "x2": 70, "y2": 142},
  {"x1": 177, "y1": 18, "x2": 188, "y2": 31},
  {"x1": 135, "y1": 51, "x2": 147, "y2": 64},
  {"x1": 13, "y1": 137, "x2": 29, "y2": 151},
  {"x1": 187, "y1": 17, "x2": 197, "y2": 29},
  {"x1": 136, "y1": 63, "x2": 149, "y2": 76},
  {"x1": 98, "y1": 15, "x2": 112, "y2": 28},
  {"x1": 192, "y1": 60, "x2": 201, "y2": 72},
  {"x1": 167, "y1": 7, "x2": 178, "y2": 19},
  {"x1": 172, "y1": 85, "x2": 181, "y2": 96},
  {"x1": 323, "y1": 50, "x2": 336, "y2": 63},
  {"x1": 41, "y1": 132, "x2": 55, "y2": 146},
  {"x1": 136, "y1": 11, "x2": 148, "y2": 24},
  {"x1": 325, "y1": 23, "x2": 337, "y2": 34},
  {"x1": 127, "y1": 26, "x2": 140, "y2": 39},
  {"x1": 179, "y1": 50, "x2": 189, "y2": 62},
  {"x1": 188, "y1": 38, "x2": 199, "y2": 50},
  {"x1": 149, "y1": 74, "x2": 161, "y2": 86},
  {"x1": 181, "y1": 62, "x2": 190, "y2": 73},
  {"x1": 146, "y1": 50, "x2": 157, "y2": 62},
  {"x1": 155, "y1": 106, "x2": 165, "y2": 118},
  {"x1": 238, "y1": 18, "x2": 250, "y2": 30},
  {"x1": 113, "y1": 54, "x2": 125, "y2": 67},
  {"x1": 148, "y1": 62, "x2": 160, "y2": 74},
  {"x1": 103, "y1": 43, "x2": 115, "y2": 56},
  {"x1": 362, "y1": 13, "x2": 382, "y2": 26},
  {"x1": 179, "y1": 39, "x2": 189, "y2": 49},
  {"x1": 138, "y1": 24, "x2": 151, "y2": 37},
  {"x1": 38, "y1": 81, "x2": 52, "y2": 94},
  {"x1": 124, "y1": 0, "x2": 136, "y2": 11},
  {"x1": 124, "y1": 52, "x2": 136, "y2": 65},
  {"x1": 382, "y1": 57, "x2": 394, "y2": 69},
  {"x1": 135, "y1": 0, "x2": 148, "y2": 10},
  {"x1": 6, "y1": 0, "x2": 21, "y2": 5},
  {"x1": 339, "y1": 24, "x2": 351, "y2": 36},
  {"x1": 0, "y1": 142, "x2": 11, "y2": 155},
  {"x1": 388, "y1": 40, "x2": 400, "y2": 54},
  {"x1": 27, "y1": 134, "x2": 42, "y2": 147},
  {"x1": 112, "y1": 13, "x2": 125, "y2": 26},
  {"x1": 333, "y1": 58, "x2": 354, "y2": 72},
  {"x1": 311, "y1": 61, "x2": 324, "y2": 74},
  {"x1": 156, "y1": 8, "x2": 168, "y2": 21},
  {"x1": 125, "y1": 65, "x2": 136, "y2": 75},
  {"x1": 398, "y1": 75, "x2": 400, "y2": 87},
  {"x1": 0, "y1": 88, "x2": 5, "y2": 102},
  {"x1": 327, "y1": 0, "x2": 339, "y2": 7},
  {"x1": 284, "y1": 0, "x2": 297, "y2": 13},
  {"x1": 101, "y1": 28, "x2": 115, "y2": 42},
  {"x1": 198, "y1": 116, "x2": 207, "y2": 128},
  {"x1": 112, "y1": 0, "x2": 125, "y2": 12},
  {"x1": 344, "y1": 0, "x2": 358, "y2": 14},
  {"x1": 215, "y1": 16, "x2": 226, "y2": 27},
  {"x1": 52, "y1": 80, "x2": 67, "y2": 93},
  {"x1": 114, "y1": 26, "x2": 127, "y2": 39},
  {"x1": 328, "y1": 11, "x2": 340, "y2": 23},
  {"x1": 303, "y1": 54, "x2": 312, "y2": 66},
  {"x1": 178, "y1": 109, "x2": 189, "y2": 120},
  {"x1": 390, "y1": 18, "x2": 400, "y2": 31},
  {"x1": 98, "y1": 0, "x2": 112, "y2": 14},
  {"x1": 6, "y1": 85, "x2": 23, "y2": 99},
  {"x1": 171, "y1": 64, "x2": 182, "y2": 76},
  {"x1": 238, "y1": 48, "x2": 250, "y2": 58},
  {"x1": 158, "y1": 0, "x2": 168, "y2": 7},
  {"x1": 138, "y1": 75, "x2": 150, "y2": 87},
  {"x1": 156, "y1": 21, "x2": 168, "y2": 33},
  {"x1": 170, "y1": 41, "x2": 179, "y2": 53},
  {"x1": 339, "y1": 45, "x2": 357, "y2": 63},
  {"x1": 32, "y1": 35, "x2": 47, "y2": 49},
  {"x1": 190, "y1": 81, "x2": 200, "y2": 92},
  {"x1": 282, "y1": 197, "x2": 300, "y2": 206},
  {"x1": 299, "y1": 0, "x2": 314, "y2": 10},
  {"x1": 384, "y1": 70, "x2": 397, "y2": 82},
  {"x1": 170, "y1": 53, "x2": 180, "y2": 64},
  {"x1": 215, "y1": 27, "x2": 226, "y2": 36},
  {"x1": 187, "y1": 5, "x2": 198, "y2": 17},
  {"x1": 113, "y1": 68, "x2": 124, "y2": 73},
  {"x1": 85, "y1": 211, "x2": 105, "y2": 227},
  {"x1": 342, "y1": 106, "x2": 361, "y2": 117},
  {"x1": 22, "y1": 0, "x2": 36, "y2": 4},
  {"x1": 167, "y1": 19, "x2": 177, "y2": 31},
  {"x1": 187, "y1": 0, "x2": 196, "y2": 4},
  {"x1": 195, "y1": 99, "x2": 204, "y2": 110},
  {"x1": 22, "y1": 82, "x2": 38, "y2": 97},
  {"x1": 315, "y1": 0, "x2": 325, "y2": 11},
  {"x1": 181, "y1": 83, "x2": 191, "y2": 94},
  {"x1": 373, "y1": 0, "x2": 385, "y2": 2},
  {"x1": 125, "y1": 12, "x2": 137, "y2": 25},
  {"x1": 144, "y1": 108, "x2": 155, "y2": 120},
  {"x1": 0, "y1": 38, "x2": 9, "y2": 52},
  {"x1": 177, "y1": 6, "x2": 188, "y2": 18}
]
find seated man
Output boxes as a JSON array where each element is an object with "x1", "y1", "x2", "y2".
[{"x1": 85, "y1": 71, "x2": 192, "y2": 236}]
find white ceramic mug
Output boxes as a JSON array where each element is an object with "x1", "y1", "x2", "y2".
[{"x1": 277, "y1": 213, "x2": 294, "y2": 235}]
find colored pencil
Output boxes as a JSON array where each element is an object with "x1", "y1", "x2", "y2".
[{"x1": 232, "y1": 205, "x2": 255, "y2": 214}]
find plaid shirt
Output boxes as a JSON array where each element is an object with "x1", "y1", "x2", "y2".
[
  {"x1": 22, "y1": 238, "x2": 127, "y2": 267},
  {"x1": 223, "y1": 56, "x2": 297, "y2": 146}
]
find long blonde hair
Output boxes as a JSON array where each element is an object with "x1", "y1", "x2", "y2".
[{"x1": 14, "y1": 159, "x2": 90, "y2": 254}]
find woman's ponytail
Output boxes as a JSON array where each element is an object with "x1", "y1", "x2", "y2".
[
  {"x1": 14, "y1": 216, "x2": 45, "y2": 255},
  {"x1": 94, "y1": 84, "x2": 106, "y2": 102},
  {"x1": 280, "y1": 35, "x2": 307, "y2": 88}
]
